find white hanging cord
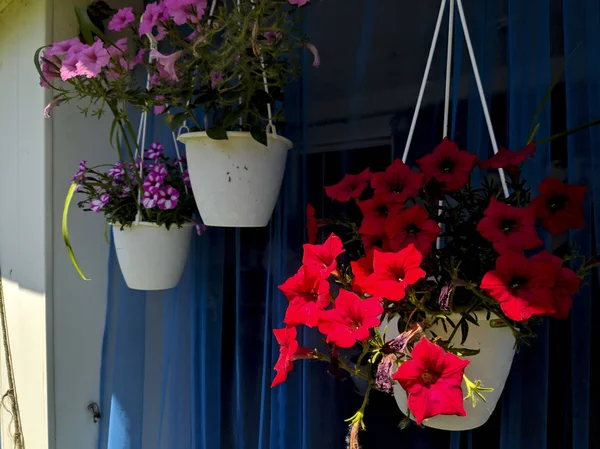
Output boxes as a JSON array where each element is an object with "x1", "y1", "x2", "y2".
[
  {"x1": 402, "y1": 0, "x2": 447, "y2": 163},
  {"x1": 442, "y1": 0, "x2": 455, "y2": 138},
  {"x1": 438, "y1": 0, "x2": 454, "y2": 250},
  {"x1": 455, "y1": 0, "x2": 509, "y2": 198}
]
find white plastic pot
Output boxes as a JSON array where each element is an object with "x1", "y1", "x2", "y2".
[
  {"x1": 111, "y1": 222, "x2": 193, "y2": 291},
  {"x1": 178, "y1": 131, "x2": 293, "y2": 227},
  {"x1": 382, "y1": 311, "x2": 516, "y2": 431}
]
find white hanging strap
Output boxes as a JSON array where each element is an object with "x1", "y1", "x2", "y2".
[
  {"x1": 455, "y1": 0, "x2": 508, "y2": 198},
  {"x1": 402, "y1": 0, "x2": 447, "y2": 164}
]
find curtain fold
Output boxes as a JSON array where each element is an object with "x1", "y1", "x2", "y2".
[{"x1": 97, "y1": 1, "x2": 600, "y2": 448}]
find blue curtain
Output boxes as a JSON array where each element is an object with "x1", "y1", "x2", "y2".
[{"x1": 97, "y1": 1, "x2": 600, "y2": 448}]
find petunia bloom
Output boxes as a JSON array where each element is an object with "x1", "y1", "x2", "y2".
[
  {"x1": 478, "y1": 143, "x2": 535, "y2": 170},
  {"x1": 271, "y1": 327, "x2": 312, "y2": 387},
  {"x1": 60, "y1": 53, "x2": 82, "y2": 81},
  {"x1": 362, "y1": 245, "x2": 426, "y2": 301},
  {"x1": 279, "y1": 265, "x2": 331, "y2": 327},
  {"x1": 142, "y1": 190, "x2": 159, "y2": 209},
  {"x1": 393, "y1": 337, "x2": 470, "y2": 424},
  {"x1": 90, "y1": 193, "x2": 110, "y2": 213},
  {"x1": 72, "y1": 160, "x2": 87, "y2": 183},
  {"x1": 108, "y1": 7, "x2": 135, "y2": 31},
  {"x1": 370, "y1": 159, "x2": 424, "y2": 203},
  {"x1": 289, "y1": 0, "x2": 308, "y2": 6},
  {"x1": 358, "y1": 192, "x2": 404, "y2": 236},
  {"x1": 318, "y1": 289, "x2": 383, "y2": 349},
  {"x1": 350, "y1": 251, "x2": 374, "y2": 294},
  {"x1": 325, "y1": 169, "x2": 371, "y2": 202},
  {"x1": 302, "y1": 233, "x2": 344, "y2": 277},
  {"x1": 76, "y1": 40, "x2": 111, "y2": 79},
  {"x1": 361, "y1": 232, "x2": 392, "y2": 254},
  {"x1": 108, "y1": 162, "x2": 125, "y2": 179},
  {"x1": 210, "y1": 71, "x2": 224, "y2": 89},
  {"x1": 530, "y1": 251, "x2": 581, "y2": 319},
  {"x1": 150, "y1": 49, "x2": 183, "y2": 82},
  {"x1": 157, "y1": 186, "x2": 180, "y2": 210},
  {"x1": 476, "y1": 197, "x2": 542, "y2": 254},
  {"x1": 165, "y1": 0, "x2": 207, "y2": 25},
  {"x1": 480, "y1": 251, "x2": 556, "y2": 321},
  {"x1": 139, "y1": 2, "x2": 168, "y2": 35},
  {"x1": 531, "y1": 177, "x2": 587, "y2": 236},
  {"x1": 384, "y1": 205, "x2": 441, "y2": 255},
  {"x1": 306, "y1": 204, "x2": 318, "y2": 244},
  {"x1": 147, "y1": 142, "x2": 164, "y2": 160},
  {"x1": 416, "y1": 138, "x2": 477, "y2": 191}
]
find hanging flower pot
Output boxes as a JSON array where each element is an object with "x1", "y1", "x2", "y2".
[
  {"x1": 111, "y1": 222, "x2": 194, "y2": 291},
  {"x1": 178, "y1": 131, "x2": 293, "y2": 227},
  {"x1": 381, "y1": 312, "x2": 515, "y2": 431}
]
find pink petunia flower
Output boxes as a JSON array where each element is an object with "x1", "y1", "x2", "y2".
[
  {"x1": 305, "y1": 42, "x2": 320, "y2": 67},
  {"x1": 60, "y1": 53, "x2": 82, "y2": 81},
  {"x1": 90, "y1": 193, "x2": 110, "y2": 213},
  {"x1": 289, "y1": 0, "x2": 308, "y2": 6},
  {"x1": 76, "y1": 40, "x2": 110, "y2": 79},
  {"x1": 139, "y1": 2, "x2": 168, "y2": 35},
  {"x1": 108, "y1": 7, "x2": 135, "y2": 31},
  {"x1": 147, "y1": 143, "x2": 164, "y2": 159},
  {"x1": 46, "y1": 37, "x2": 83, "y2": 57},
  {"x1": 165, "y1": 0, "x2": 207, "y2": 25},
  {"x1": 150, "y1": 49, "x2": 183, "y2": 81},
  {"x1": 142, "y1": 190, "x2": 159, "y2": 209},
  {"x1": 210, "y1": 71, "x2": 224, "y2": 89}
]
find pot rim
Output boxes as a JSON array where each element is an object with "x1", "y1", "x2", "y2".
[
  {"x1": 109, "y1": 221, "x2": 195, "y2": 229},
  {"x1": 177, "y1": 130, "x2": 293, "y2": 149}
]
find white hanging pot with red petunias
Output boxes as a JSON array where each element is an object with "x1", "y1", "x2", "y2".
[
  {"x1": 178, "y1": 131, "x2": 293, "y2": 227},
  {"x1": 380, "y1": 312, "x2": 516, "y2": 431},
  {"x1": 111, "y1": 221, "x2": 194, "y2": 291}
]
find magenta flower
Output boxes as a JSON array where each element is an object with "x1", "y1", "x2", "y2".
[
  {"x1": 196, "y1": 223, "x2": 207, "y2": 236},
  {"x1": 108, "y1": 162, "x2": 125, "y2": 179},
  {"x1": 108, "y1": 7, "x2": 135, "y2": 31},
  {"x1": 72, "y1": 160, "x2": 88, "y2": 183},
  {"x1": 46, "y1": 38, "x2": 83, "y2": 57},
  {"x1": 289, "y1": 0, "x2": 308, "y2": 6},
  {"x1": 263, "y1": 31, "x2": 283, "y2": 46},
  {"x1": 305, "y1": 42, "x2": 320, "y2": 68},
  {"x1": 154, "y1": 104, "x2": 166, "y2": 115},
  {"x1": 183, "y1": 169, "x2": 191, "y2": 188},
  {"x1": 147, "y1": 143, "x2": 164, "y2": 159},
  {"x1": 210, "y1": 71, "x2": 224, "y2": 89},
  {"x1": 76, "y1": 40, "x2": 110, "y2": 79},
  {"x1": 119, "y1": 184, "x2": 132, "y2": 198},
  {"x1": 142, "y1": 191, "x2": 159, "y2": 209},
  {"x1": 150, "y1": 163, "x2": 168, "y2": 178},
  {"x1": 60, "y1": 53, "x2": 81, "y2": 81},
  {"x1": 143, "y1": 173, "x2": 163, "y2": 194},
  {"x1": 131, "y1": 50, "x2": 146, "y2": 70},
  {"x1": 150, "y1": 49, "x2": 183, "y2": 81},
  {"x1": 90, "y1": 193, "x2": 110, "y2": 213},
  {"x1": 157, "y1": 186, "x2": 180, "y2": 210},
  {"x1": 40, "y1": 52, "x2": 61, "y2": 87},
  {"x1": 139, "y1": 2, "x2": 168, "y2": 35},
  {"x1": 165, "y1": 0, "x2": 207, "y2": 25}
]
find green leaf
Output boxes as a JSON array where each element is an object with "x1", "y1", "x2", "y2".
[
  {"x1": 63, "y1": 183, "x2": 89, "y2": 280},
  {"x1": 74, "y1": 5, "x2": 104, "y2": 45},
  {"x1": 460, "y1": 319, "x2": 469, "y2": 345},
  {"x1": 222, "y1": 109, "x2": 242, "y2": 128},
  {"x1": 206, "y1": 126, "x2": 228, "y2": 140},
  {"x1": 445, "y1": 316, "x2": 456, "y2": 328},
  {"x1": 170, "y1": 112, "x2": 188, "y2": 131},
  {"x1": 252, "y1": 89, "x2": 274, "y2": 106},
  {"x1": 250, "y1": 126, "x2": 268, "y2": 146},
  {"x1": 464, "y1": 313, "x2": 480, "y2": 326},
  {"x1": 446, "y1": 347, "x2": 481, "y2": 357}
]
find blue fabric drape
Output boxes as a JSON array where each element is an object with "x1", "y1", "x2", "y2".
[{"x1": 97, "y1": 1, "x2": 600, "y2": 448}]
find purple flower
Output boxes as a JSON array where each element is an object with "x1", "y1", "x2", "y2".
[
  {"x1": 150, "y1": 49, "x2": 183, "y2": 82},
  {"x1": 147, "y1": 142, "x2": 164, "y2": 159},
  {"x1": 108, "y1": 7, "x2": 135, "y2": 31},
  {"x1": 183, "y1": 169, "x2": 191, "y2": 188},
  {"x1": 108, "y1": 162, "x2": 125, "y2": 179},
  {"x1": 60, "y1": 53, "x2": 81, "y2": 81},
  {"x1": 438, "y1": 284, "x2": 452, "y2": 311},
  {"x1": 385, "y1": 323, "x2": 422, "y2": 356},
  {"x1": 210, "y1": 71, "x2": 224, "y2": 89},
  {"x1": 375, "y1": 354, "x2": 398, "y2": 394},
  {"x1": 72, "y1": 160, "x2": 87, "y2": 183},
  {"x1": 176, "y1": 153, "x2": 186, "y2": 164},
  {"x1": 43, "y1": 97, "x2": 64, "y2": 118},
  {"x1": 196, "y1": 223, "x2": 207, "y2": 236},
  {"x1": 46, "y1": 38, "x2": 83, "y2": 57},
  {"x1": 76, "y1": 40, "x2": 110, "y2": 79},
  {"x1": 90, "y1": 193, "x2": 110, "y2": 213},
  {"x1": 288, "y1": 0, "x2": 308, "y2": 5},
  {"x1": 157, "y1": 185, "x2": 179, "y2": 210},
  {"x1": 40, "y1": 53, "x2": 61, "y2": 87},
  {"x1": 143, "y1": 176, "x2": 162, "y2": 194},
  {"x1": 142, "y1": 191, "x2": 159, "y2": 209},
  {"x1": 165, "y1": 0, "x2": 207, "y2": 25},
  {"x1": 150, "y1": 163, "x2": 168, "y2": 178},
  {"x1": 304, "y1": 42, "x2": 320, "y2": 68},
  {"x1": 119, "y1": 184, "x2": 132, "y2": 198},
  {"x1": 263, "y1": 31, "x2": 282, "y2": 46},
  {"x1": 139, "y1": 2, "x2": 168, "y2": 35}
]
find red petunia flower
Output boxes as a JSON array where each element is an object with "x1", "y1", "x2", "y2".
[
  {"x1": 370, "y1": 159, "x2": 424, "y2": 203},
  {"x1": 530, "y1": 251, "x2": 581, "y2": 319},
  {"x1": 361, "y1": 231, "x2": 392, "y2": 254},
  {"x1": 480, "y1": 251, "x2": 556, "y2": 321},
  {"x1": 318, "y1": 289, "x2": 383, "y2": 348},
  {"x1": 350, "y1": 251, "x2": 375, "y2": 294},
  {"x1": 279, "y1": 265, "x2": 331, "y2": 327},
  {"x1": 306, "y1": 203, "x2": 318, "y2": 244},
  {"x1": 478, "y1": 143, "x2": 536, "y2": 170},
  {"x1": 271, "y1": 327, "x2": 313, "y2": 387},
  {"x1": 358, "y1": 193, "x2": 404, "y2": 235},
  {"x1": 476, "y1": 197, "x2": 542, "y2": 254},
  {"x1": 416, "y1": 138, "x2": 477, "y2": 191},
  {"x1": 302, "y1": 233, "x2": 345, "y2": 276},
  {"x1": 384, "y1": 205, "x2": 441, "y2": 255},
  {"x1": 324, "y1": 168, "x2": 372, "y2": 202},
  {"x1": 531, "y1": 177, "x2": 587, "y2": 236},
  {"x1": 393, "y1": 337, "x2": 470, "y2": 424},
  {"x1": 362, "y1": 245, "x2": 426, "y2": 301}
]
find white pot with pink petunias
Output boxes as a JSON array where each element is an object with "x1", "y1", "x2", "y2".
[{"x1": 178, "y1": 131, "x2": 293, "y2": 227}]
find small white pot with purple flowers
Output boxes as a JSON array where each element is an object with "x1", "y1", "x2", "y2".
[{"x1": 65, "y1": 142, "x2": 206, "y2": 291}]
